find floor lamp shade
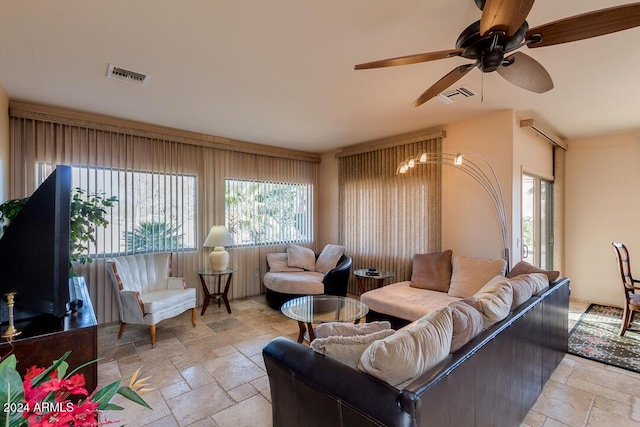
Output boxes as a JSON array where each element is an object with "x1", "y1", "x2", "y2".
[{"x1": 203, "y1": 226, "x2": 234, "y2": 270}]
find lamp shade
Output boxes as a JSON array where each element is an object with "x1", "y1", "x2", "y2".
[
  {"x1": 203, "y1": 226, "x2": 234, "y2": 271},
  {"x1": 203, "y1": 226, "x2": 234, "y2": 248}
]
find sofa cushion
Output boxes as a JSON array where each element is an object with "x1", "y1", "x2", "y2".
[
  {"x1": 507, "y1": 260, "x2": 560, "y2": 282},
  {"x1": 310, "y1": 329, "x2": 395, "y2": 369},
  {"x1": 448, "y1": 256, "x2": 507, "y2": 298},
  {"x1": 315, "y1": 244, "x2": 345, "y2": 273},
  {"x1": 263, "y1": 271, "x2": 325, "y2": 295},
  {"x1": 315, "y1": 321, "x2": 391, "y2": 339},
  {"x1": 361, "y1": 281, "x2": 462, "y2": 322},
  {"x1": 287, "y1": 243, "x2": 316, "y2": 271},
  {"x1": 266, "y1": 253, "x2": 304, "y2": 272},
  {"x1": 449, "y1": 300, "x2": 484, "y2": 353},
  {"x1": 141, "y1": 288, "x2": 197, "y2": 313},
  {"x1": 470, "y1": 277, "x2": 514, "y2": 328},
  {"x1": 410, "y1": 250, "x2": 453, "y2": 292},
  {"x1": 358, "y1": 306, "x2": 453, "y2": 387}
]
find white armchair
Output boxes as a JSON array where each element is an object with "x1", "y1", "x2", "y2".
[{"x1": 106, "y1": 252, "x2": 196, "y2": 347}]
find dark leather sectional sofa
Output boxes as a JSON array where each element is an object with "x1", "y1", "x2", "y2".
[{"x1": 263, "y1": 277, "x2": 570, "y2": 427}]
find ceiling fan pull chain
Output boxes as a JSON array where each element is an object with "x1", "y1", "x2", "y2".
[{"x1": 481, "y1": 72, "x2": 484, "y2": 103}]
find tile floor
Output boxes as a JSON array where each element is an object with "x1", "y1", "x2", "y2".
[{"x1": 97, "y1": 297, "x2": 640, "y2": 427}]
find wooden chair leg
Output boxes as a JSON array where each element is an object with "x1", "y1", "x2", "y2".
[
  {"x1": 118, "y1": 323, "x2": 126, "y2": 339},
  {"x1": 620, "y1": 305, "x2": 631, "y2": 336},
  {"x1": 149, "y1": 325, "x2": 156, "y2": 348},
  {"x1": 191, "y1": 308, "x2": 197, "y2": 327}
]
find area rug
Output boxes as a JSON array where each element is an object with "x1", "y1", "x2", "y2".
[{"x1": 568, "y1": 304, "x2": 640, "y2": 373}]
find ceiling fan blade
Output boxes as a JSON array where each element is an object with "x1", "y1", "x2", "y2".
[
  {"x1": 526, "y1": 3, "x2": 640, "y2": 48},
  {"x1": 354, "y1": 49, "x2": 463, "y2": 70},
  {"x1": 497, "y1": 52, "x2": 553, "y2": 93},
  {"x1": 412, "y1": 64, "x2": 476, "y2": 107},
  {"x1": 480, "y1": 0, "x2": 535, "y2": 36}
]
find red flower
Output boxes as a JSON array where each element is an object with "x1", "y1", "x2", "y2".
[
  {"x1": 70, "y1": 399, "x2": 100, "y2": 426},
  {"x1": 26, "y1": 410, "x2": 75, "y2": 427}
]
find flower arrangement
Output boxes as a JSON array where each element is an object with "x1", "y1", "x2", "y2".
[{"x1": 0, "y1": 351, "x2": 151, "y2": 426}]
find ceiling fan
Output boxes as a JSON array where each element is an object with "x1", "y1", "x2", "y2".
[{"x1": 355, "y1": 0, "x2": 640, "y2": 107}]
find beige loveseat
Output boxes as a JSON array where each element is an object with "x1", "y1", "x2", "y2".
[{"x1": 361, "y1": 250, "x2": 559, "y2": 329}]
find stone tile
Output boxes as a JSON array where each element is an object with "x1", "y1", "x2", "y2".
[
  {"x1": 593, "y1": 395, "x2": 633, "y2": 419},
  {"x1": 143, "y1": 415, "x2": 181, "y2": 427},
  {"x1": 233, "y1": 335, "x2": 277, "y2": 358},
  {"x1": 531, "y1": 380, "x2": 594, "y2": 427},
  {"x1": 251, "y1": 376, "x2": 271, "y2": 402},
  {"x1": 102, "y1": 389, "x2": 172, "y2": 426},
  {"x1": 161, "y1": 379, "x2": 192, "y2": 401},
  {"x1": 212, "y1": 394, "x2": 272, "y2": 427},
  {"x1": 167, "y1": 382, "x2": 234, "y2": 427},
  {"x1": 522, "y1": 409, "x2": 546, "y2": 427},
  {"x1": 228, "y1": 383, "x2": 258, "y2": 402},
  {"x1": 185, "y1": 417, "x2": 219, "y2": 427},
  {"x1": 207, "y1": 318, "x2": 244, "y2": 332},
  {"x1": 180, "y1": 365, "x2": 215, "y2": 389},
  {"x1": 98, "y1": 342, "x2": 138, "y2": 362},
  {"x1": 204, "y1": 352, "x2": 265, "y2": 391},
  {"x1": 542, "y1": 419, "x2": 572, "y2": 427},
  {"x1": 587, "y1": 406, "x2": 640, "y2": 427}
]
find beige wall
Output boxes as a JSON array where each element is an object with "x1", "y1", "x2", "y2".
[
  {"x1": 565, "y1": 130, "x2": 640, "y2": 307},
  {"x1": 441, "y1": 110, "x2": 514, "y2": 261},
  {"x1": 317, "y1": 110, "x2": 556, "y2": 268},
  {"x1": 317, "y1": 151, "x2": 340, "y2": 248},
  {"x1": 0, "y1": 81, "x2": 8, "y2": 203}
]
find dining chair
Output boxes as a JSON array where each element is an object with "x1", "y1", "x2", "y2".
[{"x1": 612, "y1": 242, "x2": 640, "y2": 336}]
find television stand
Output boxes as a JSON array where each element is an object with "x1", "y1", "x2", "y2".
[{"x1": 0, "y1": 277, "x2": 98, "y2": 391}]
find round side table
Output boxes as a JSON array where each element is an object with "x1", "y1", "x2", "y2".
[
  {"x1": 197, "y1": 268, "x2": 236, "y2": 314},
  {"x1": 354, "y1": 269, "x2": 395, "y2": 295}
]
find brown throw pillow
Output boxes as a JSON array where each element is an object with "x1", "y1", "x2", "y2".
[
  {"x1": 410, "y1": 250, "x2": 453, "y2": 292},
  {"x1": 507, "y1": 261, "x2": 560, "y2": 282}
]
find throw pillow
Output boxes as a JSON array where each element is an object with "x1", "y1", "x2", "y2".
[
  {"x1": 315, "y1": 321, "x2": 391, "y2": 339},
  {"x1": 266, "y1": 253, "x2": 304, "y2": 272},
  {"x1": 286, "y1": 243, "x2": 316, "y2": 271},
  {"x1": 449, "y1": 300, "x2": 484, "y2": 353},
  {"x1": 310, "y1": 329, "x2": 395, "y2": 369},
  {"x1": 507, "y1": 260, "x2": 560, "y2": 282},
  {"x1": 315, "y1": 244, "x2": 346, "y2": 273},
  {"x1": 448, "y1": 256, "x2": 508, "y2": 298},
  {"x1": 472, "y1": 277, "x2": 513, "y2": 328},
  {"x1": 410, "y1": 250, "x2": 453, "y2": 292},
  {"x1": 358, "y1": 306, "x2": 453, "y2": 387}
]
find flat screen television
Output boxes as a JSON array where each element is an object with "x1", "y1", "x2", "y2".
[{"x1": 0, "y1": 165, "x2": 71, "y2": 321}]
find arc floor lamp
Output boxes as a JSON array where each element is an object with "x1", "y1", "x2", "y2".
[{"x1": 397, "y1": 150, "x2": 510, "y2": 270}]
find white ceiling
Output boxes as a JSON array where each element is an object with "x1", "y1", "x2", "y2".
[{"x1": 1, "y1": 0, "x2": 639, "y2": 153}]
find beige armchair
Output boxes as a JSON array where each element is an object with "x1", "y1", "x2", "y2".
[{"x1": 106, "y1": 252, "x2": 196, "y2": 347}]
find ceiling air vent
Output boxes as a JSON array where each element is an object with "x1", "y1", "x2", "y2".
[
  {"x1": 437, "y1": 86, "x2": 477, "y2": 104},
  {"x1": 106, "y1": 64, "x2": 151, "y2": 86}
]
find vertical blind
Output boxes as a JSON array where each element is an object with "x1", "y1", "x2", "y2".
[
  {"x1": 9, "y1": 111, "x2": 318, "y2": 324},
  {"x1": 338, "y1": 137, "x2": 442, "y2": 293}
]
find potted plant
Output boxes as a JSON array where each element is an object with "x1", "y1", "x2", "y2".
[{"x1": 0, "y1": 188, "x2": 117, "y2": 271}]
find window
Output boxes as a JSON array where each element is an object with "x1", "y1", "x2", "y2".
[
  {"x1": 522, "y1": 173, "x2": 553, "y2": 269},
  {"x1": 38, "y1": 163, "x2": 197, "y2": 255},
  {"x1": 225, "y1": 179, "x2": 313, "y2": 246}
]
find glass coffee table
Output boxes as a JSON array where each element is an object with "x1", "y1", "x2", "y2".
[{"x1": 281, "y1": 295, "x2": 369, "y2": 343}]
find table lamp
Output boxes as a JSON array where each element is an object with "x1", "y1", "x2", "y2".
[{"x1": 203, "y1": 226, "x2": 234, "y2": 271}]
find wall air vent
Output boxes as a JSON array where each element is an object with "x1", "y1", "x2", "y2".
[
  {"x1": 437, "y1": 86, "x2": 478, "y2": 104},
  {"x1": 106, "y1": 64, "x2": 151, "y2": 86}
]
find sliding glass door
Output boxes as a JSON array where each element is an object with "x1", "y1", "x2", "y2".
[{"x1": 522, "y1": 174, "x2": 554, "y2": 269}]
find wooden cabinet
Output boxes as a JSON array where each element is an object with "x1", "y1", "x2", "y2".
[{"x1": 0, "y1": 277, "x2": 98, "y2": 391}]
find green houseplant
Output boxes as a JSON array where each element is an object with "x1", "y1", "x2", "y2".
[{"x1": 0, "y1": 188, "x2": 117, "y2": 270}]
